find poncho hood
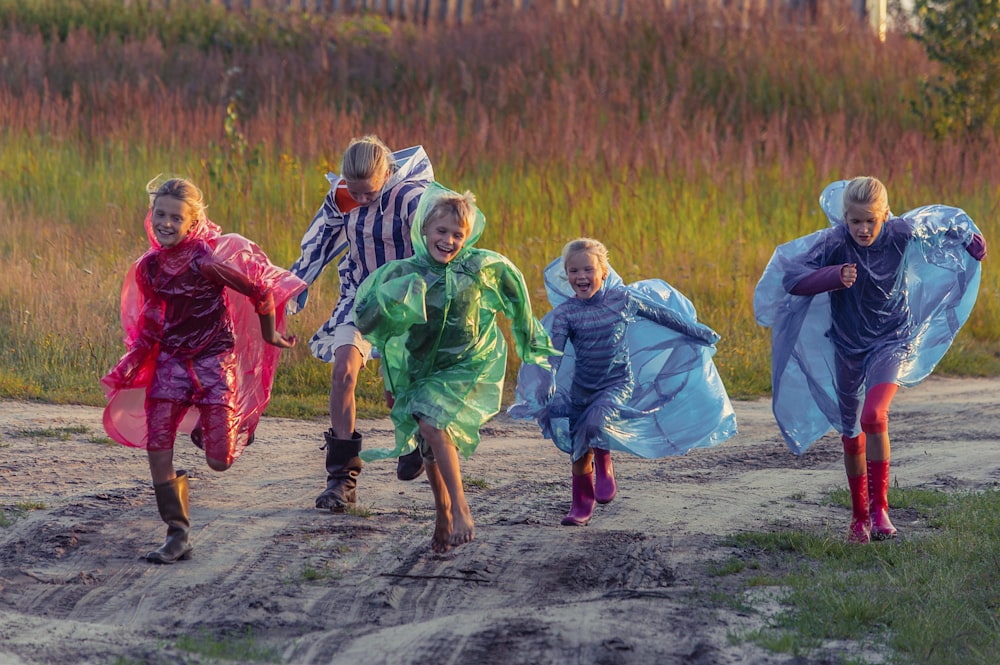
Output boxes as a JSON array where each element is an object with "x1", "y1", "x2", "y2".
[{"x1": 408, "y1": 181, "x2": 487, "y2": 267}]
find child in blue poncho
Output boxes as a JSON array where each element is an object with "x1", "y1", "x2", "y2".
[
  {"x1": 353, "y1": 183, "x2": 556, "y2": 553},
  {"x1": 755, "y1": 177, "x2": 987, "y2": 544},
  {"x1": 510, "y1": 238, "x2": 736, "y2": 527}
]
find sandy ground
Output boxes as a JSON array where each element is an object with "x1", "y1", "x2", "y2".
[{"x1": 1, "y1": 376, "x2": 998, "y2": 665}]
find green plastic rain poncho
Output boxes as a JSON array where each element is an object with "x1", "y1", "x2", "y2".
[{"x1": 352, "y1": 183, "x2": 557, "y2": 461}]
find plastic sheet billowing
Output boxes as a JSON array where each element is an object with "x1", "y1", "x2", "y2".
[
  {"x1": 508, "y1": 259, "x2": 737, "y2": 461},
  {"x1": 754, "y1": 180, "x2": 984, "y2": 454},
  {"x1": 102, "y1": 211, "x2": 305, "y2": 461},
  {"x1": 352, "y1": 182, "x2": 557, "y2": 461}
]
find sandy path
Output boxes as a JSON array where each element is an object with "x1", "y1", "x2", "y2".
[{"x1": 1, "y1": 376, "x2": 997, "y2": 664}]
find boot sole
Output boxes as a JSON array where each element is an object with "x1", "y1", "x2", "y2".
[{"x1": 145, "y1": 549, "x2": 193, "y2": 564}]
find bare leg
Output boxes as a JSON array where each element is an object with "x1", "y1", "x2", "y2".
[
  {"x1": 867, "y1": 431, "x2": 890, "y2": 462},
  {"x1": 420, "y1": 419, "x2": 474, "y2": 549},
  {"x1": 330, "y1": 345, "x2": 363, "y2": 439},
  {"x1": 148, "y1": 450, "x2": 176, "y2": 486},
  {"x1": 424, "y1": 461, "x2": 452, "y2": 553}
]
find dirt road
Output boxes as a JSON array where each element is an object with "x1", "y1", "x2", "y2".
[{"x1": 1, "y1": 377, "x2": 998, "y2": 664}]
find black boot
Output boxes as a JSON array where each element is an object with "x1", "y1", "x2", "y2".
[
  {"x1": 396, "y1": 448, "x2": 425, "y2": 481},
  {"x1": 146, "y1": 470, "x2": 194, "y2": 564},
  {"x1": 315, "y1": 431, "x2": 363, "y2": 512}
]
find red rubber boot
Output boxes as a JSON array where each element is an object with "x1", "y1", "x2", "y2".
[
  {"x1": 593, "y1": 448, "x2": 617, "y2": 504},
  {"x1": 868, "y1": 460, "x2": 897, "y2": 540},
  {"x1": 561, "y1": 471, "x2": 595, "y2": 526},
  {"x1": 847, "y1": 473, "x2": 871, "y2": 544}
]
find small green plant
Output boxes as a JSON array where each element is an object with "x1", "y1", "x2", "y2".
[
  {"x1": 463, "y1": 476, "x2": 490, "y2": 490},
  {"x1": 13, "y1": 425, "x2": 89, "y2": 440},
  {"x1": 343, "y1": 504, "x2": 374, "y2": 518},
  {"x1": 16, "y1": 500, "x2": 46, "y2": 511},
  {"x1": 707, "y1": 556, "x2": 753, "y2": 577},
  {"x1": 175, "y1": 627, "x2": 280, "y2": 663}
]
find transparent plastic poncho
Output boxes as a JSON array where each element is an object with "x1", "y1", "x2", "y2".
[
  {"x1": 352, "y1": 182, "x2": 557, "y2": 461},
  {"x1": 754, "y1": 180, "x2": 984, "y2": 454},
  {"x1": 102, "y1": 210, "x2": 306, "y2": 459},
  {"x1": 508, "y1": 259, "x2": 737, "y2": 461}
]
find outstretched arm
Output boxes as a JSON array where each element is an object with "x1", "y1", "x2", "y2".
[
  {"x1": 203, "y1": 260, "x2": 297, "y2": 348},
  {"x1": 633, "y1": 297, "x2": 719, "y2": 345}
]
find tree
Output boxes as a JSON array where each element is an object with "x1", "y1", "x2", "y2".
[{"x1": 910, "y1": 0, "x2": 1000, "y2": 138}]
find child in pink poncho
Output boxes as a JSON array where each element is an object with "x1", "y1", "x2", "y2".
[{"x1": 102, "y1": 177, "x2": 304, "y2": 564}]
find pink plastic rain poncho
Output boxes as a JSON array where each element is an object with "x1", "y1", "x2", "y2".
[
  {"x1": 754, "y1": 180, "x2": 984, "y2": 454},
  {"x1": 352, "y1": 182, "x2": 558, "y2": 461},
  {"x1": 102, "y1": 211, "x2": 305, "y2": 461}
]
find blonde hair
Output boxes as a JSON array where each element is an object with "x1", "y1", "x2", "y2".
[
  {"x1": 562, "y1": 237, "x2": 610, "y2": 275},
  {"x1": 422, "y1": 190, "x2": 477, "y2": 234},
  {"x1": 843, "y1": 176, "x2": 889, "y2": 217},
  {"x1": 341, "y1": 135, "x2": 395, "y2": 181},
  {"x1": 146, "y1": 176, "x2": 207, "y2": 221}
]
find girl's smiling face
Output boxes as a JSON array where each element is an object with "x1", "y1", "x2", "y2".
[
  {"x1": 565, "y1": 250, "x2": 607, "y2": 299},
  {"x1": 151, "y1": 195, "x2": 196, "y2": 248},
  {"x1": 844, "y1": 202, "x2": 888, "y2": 247},
  {"x1": 424, "y1": 212, "x2": 469, "y2": 264}
]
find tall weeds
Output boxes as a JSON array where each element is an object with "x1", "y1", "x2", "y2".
[{"x1": 1, "y1": 1, "x2": 997, "y2": 412}]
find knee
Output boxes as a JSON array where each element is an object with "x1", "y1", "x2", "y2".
[
  {"x1": 417, "y1": 418, "x2": 438, "y2": 442},
  {"x1": 330, "y1": 365, "x2": 359, "y2": 393},
  {"x1": 206, "y1": 456, "x2": 232, "y2": 472},
  {"x1": 842, "y1": 433, "x2": 866, "y2": 455},
  {"x1": 860, "y1": 400, "x2": 890, "y2": 433},
  {"x1": 860, "y1": 383, "x2": 896, "y2": 433}
]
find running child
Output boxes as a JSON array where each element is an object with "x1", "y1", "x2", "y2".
[
  {"x1": 102, "y1": 176, "x2": 304, "y2": 563},
  {"x1": 510, "y1": 238, "x2": 737, "y2": 526},
  {"x1": 288, "y1": 136, "x2": 434, "y2": 512},
  {"x1": 754, "y1": 176, "x2": 987, "y2": 543},
  {"x1": 352, "y1": 183, "x2": 556, "y2": 553}
]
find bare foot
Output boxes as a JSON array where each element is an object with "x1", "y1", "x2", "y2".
[
  {"x1": 449, "y1": 508, "x2": 475, "y2": 549},
  {"x1": 432, "y1": 508, "x2": 452, "y2": 554}
]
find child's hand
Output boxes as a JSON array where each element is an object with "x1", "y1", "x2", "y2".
[
  {"x1": 264, "y1": 332, "x2": 297, "y2": 349},
  {"x1": 840, "y1": 263, "x2": 858, "y2": 288},
  {"x1": 698, "y1": 325, "x2": 721, "y2": 345}
]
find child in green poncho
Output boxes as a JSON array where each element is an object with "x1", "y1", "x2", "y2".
[{"x1": 353, "y1": 183, "x2": 557, "y2": 553}]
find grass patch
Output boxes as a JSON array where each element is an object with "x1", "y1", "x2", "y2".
[
  {"x1": 720, "y1": 488, "x2": 1000, "y2": 665},
  {"x1": 463, "y1": 476, "x2": 490, "y2": 491},
  {"x1": 0, "y1": 500, "x2": 46, "y2": 527},
  {"x1": 175, "y1": 627, "x2": 280, "y2": 663},
  {"x1": 12, "y1": 425, "x2": 90, "y2": 440}
]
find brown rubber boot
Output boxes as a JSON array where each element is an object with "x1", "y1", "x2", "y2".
[
  {"x1": 315, "y1": 431, "x2": 363, "y2": 513},
  {"x1": 146, "y1": 470, "x2": 194, "y2": 564}
]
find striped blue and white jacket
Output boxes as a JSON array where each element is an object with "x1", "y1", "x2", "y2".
[{"x1": 289, "y1": 145, "x2": 433, "y2": 362}]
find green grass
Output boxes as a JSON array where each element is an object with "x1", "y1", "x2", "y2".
[
  {"x1": 0, "y1": 3, "x2": 998, "y2": 417},
  {"x1": 719, "y1": 489, "x2": 1000, "y2": 665},
  {"x1": 175, "y1": 627, "x2": 280, "y2": 663}
]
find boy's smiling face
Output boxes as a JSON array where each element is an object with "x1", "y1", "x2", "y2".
[
  {"x1": 424, "y1": 212, "x2": 469, "y2": 264},
  {"x1": 565, "y1": 250, "x2": 607, "y2": 299}
]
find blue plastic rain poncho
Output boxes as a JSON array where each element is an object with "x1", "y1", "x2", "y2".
[
  {"x1": 754, "y1": 180, "x2": 984, "y2": 454},
  {"x1": 509, "y1": 259, "x2": 737, "y2": 462},
  {"x1": 352, "y1": 183, "x2": 557, "y2": 461}
]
